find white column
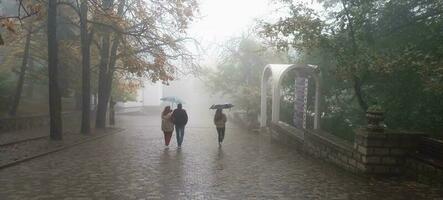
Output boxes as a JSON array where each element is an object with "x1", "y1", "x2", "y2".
[{"x1": 271, "y1": 79, "x2": 281, "y2": 123}]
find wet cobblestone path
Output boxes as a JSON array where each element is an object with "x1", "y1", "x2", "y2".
[{"x1": 1, "y1": 108, "x2": 442, "y2": 199}]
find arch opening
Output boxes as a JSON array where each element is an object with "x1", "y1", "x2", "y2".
[{"x1": 260, "y1": 64, "x2": 321, "y2": 130}]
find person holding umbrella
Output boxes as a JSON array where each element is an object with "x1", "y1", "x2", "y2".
[
  {"x1": 171, "y1": 103, "x2": 188, "y2": 148},
  {"x1": 213, "y1": 108, "x2": 228, "y2": 146}
]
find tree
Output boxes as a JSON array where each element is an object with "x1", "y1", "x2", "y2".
[
  {"x1": 9, "y1": 27, "x2": 32, "y2": 116},
  {"x1": 204, "y1": 37, "x2": 287, "y2": 124},
  {"x1": 47, "y1": 0, "x2": 62, "y2": 140},
  {"x1": 1, "y1": 1, "x2": 43, "y2": 116},
  {"x1": 95, "y1": 0, "x2": 126, "y2": 128},
  {"x1": 94, "y1": 0, "x2": 199, "y2": 128},
  {"x1": 80, "y1": 0, "x2": 91, "y2": 133},
  {"x1": 1, "y1": 0, "x2": 199, "y2": 131},
  {"x1": 0, "y1": 0, "x2": 41, "y2": 45},
  {"x1": 260, "y1": 0, "x2": 443, "y2": 138}
]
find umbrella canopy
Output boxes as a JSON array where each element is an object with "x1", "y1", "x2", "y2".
[
  {"x1": 210, "y1": 103, "x2": 234, "y2": 109},
  {"x1": 160, "y1": 96, "x2": 185, "y2": 104}
]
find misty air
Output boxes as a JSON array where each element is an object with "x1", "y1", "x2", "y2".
[{"x1": 0, "y1": 0, "x2": 442, "y2": 199}]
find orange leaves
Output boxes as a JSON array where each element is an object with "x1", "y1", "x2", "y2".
[
  {"x1": 112, "y1": 75, "x2": 141, "y2": 101},
  {"x1": 115, "y1": 78, "x2": 140, "y2": 93},
  {"x1": 0, "y1": 1, "x2": 43, "y2": 45},
  {"x1": 95, "y1": 0, "x2": 199, "y2": 85},
  {"x1": 0, "y1": 19, "x2": 17, "y2": 45},
  {"x1": 119, "y1": 50, "x2": 174, "y2": 84},
  {"x1": 1, "y1": 19, "x2": 16, "y2": 33},
  {"x1": 26, "y1": 2, "x2": 42, "y2": 16},
  {"x1": 154, "y1": 53, "x2": 166, "y2": 67}
]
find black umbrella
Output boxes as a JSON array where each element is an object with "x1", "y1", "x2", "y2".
[{"x1": 210, "y1": 103, "x2": 234, "y2": 109}]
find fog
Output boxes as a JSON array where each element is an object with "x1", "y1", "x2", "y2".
[
  {"x1": 162, "y1": 76, "x2": 229, "y2": 127},
  {"x1": 1, "y1": 0, "x2": 443, "y2": 198}
]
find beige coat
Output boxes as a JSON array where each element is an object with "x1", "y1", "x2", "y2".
[
  {"x1": 161, "y1": 112, "x2": 174, "y2": 132},
  {"x1": 214, "y1": 113, "x2": 227, "y2": 128}
]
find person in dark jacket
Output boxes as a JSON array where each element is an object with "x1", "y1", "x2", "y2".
[
  {"x1": 213, "y1": 108, "x2": 227, "y2": 146},
  {"x1": 171, "y1": 103, "x2": 188, "y2": 147}
]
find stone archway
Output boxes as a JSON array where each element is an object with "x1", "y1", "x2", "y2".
[{"x1": 260, "y1": 64, "x2": 321, "y2": 129}]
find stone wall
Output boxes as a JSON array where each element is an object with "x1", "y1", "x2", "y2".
[
  {"x1": 0, "y1": 111, "x2": 81, "y2": 132},
  {"x1": 269, "y1": 121, "x2": 426, "y2": 176},
  {"x1": 270, "y1": 122, "x2": 362, "y2": 173},
  {"x1": 269, "y1": 122, "x2": 304, "y2": 147},
  {"x1": 303, "y1": 128, "x2": 364, "y2": 173},
  {"x1": 354, "y1": 130, "x2": 426, "y2": 174},
  {"x1": 405, "y1": 157, "x2": 443, "y2": 185}
]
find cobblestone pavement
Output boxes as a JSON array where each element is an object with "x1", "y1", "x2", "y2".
[{"x1": 0, "y1": 107, "x2": 442, "y2": 199}]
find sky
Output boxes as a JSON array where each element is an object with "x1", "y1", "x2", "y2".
[
  {"x1": 188, "y1": 0, "x2": 277, "y2": 45},
  {"x1": 187, "y1": 0, "x2": 282, "y2": 65},
  {"x1": 186, "y1": 0, "x2": 321, "y2": 66}
]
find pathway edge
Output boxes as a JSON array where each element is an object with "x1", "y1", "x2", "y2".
[{"x1": 0, "y1": 128, "x2": 125, "y2": 170}]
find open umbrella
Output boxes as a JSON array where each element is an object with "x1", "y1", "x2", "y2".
[
  {"x1": 160, "y1": 96, "x2": 185, "y2": 104},
  {"x1": 210, "y1": 103, "x2": 234, "y2": 109}
]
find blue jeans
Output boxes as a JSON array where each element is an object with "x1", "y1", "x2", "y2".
[{"x1": 175, "y1": 125, "x2": 185, "y2": 146}]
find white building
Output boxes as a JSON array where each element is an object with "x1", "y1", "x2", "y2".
[{"x1": 137, "y1": 81, "x2": 163, "y2": 106}]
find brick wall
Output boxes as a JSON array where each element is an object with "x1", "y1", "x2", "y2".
[
  {"x1": 405, "y1": 157, "x2": 443, "y2": 185},
  {"x1": 269, "y1": 122, "x2": 426, "y2": 176},
  {"x1": 354, "y1": 130, "x2": 425, "y2": 174},
  {"x1": 270, "y1": 122, "x2": 362, "y2": 173}
]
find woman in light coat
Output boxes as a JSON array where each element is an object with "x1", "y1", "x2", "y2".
[
  {"x1": 214, "y1": 108, "x2": 227, "y2": 145},
  {"x1": 161, "y1": 106, "x2": 174, "y2": 146}
]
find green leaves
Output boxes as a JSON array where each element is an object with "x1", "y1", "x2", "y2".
[
  {"x1": 259, "y1": 0, "x2": 443, "y2": 137},
  {"x1": 204, "y1": 37, "x2": 287, "y2": 117}
]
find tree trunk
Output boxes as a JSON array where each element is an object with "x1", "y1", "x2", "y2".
[
  {"x1": 103, "y1": 34, "x2": 121, "y2": 111},
  {"x1": 47, "y1": 0, "x2": 62, "y2": 140},
  {"x1": 96, "y1": 34, "x2": 111, "y2": 128},
  {"x1": 109, "y1": 97, "x2": 115, "y2": 125},
  {"x1": 75, "y1": 90, "x2": 82, "y2": 110},
  {"x1": 353, "y1": 75, "x2": 368, "y2": 111},
  {"x1": 80, "y1": 0, "x2": 91, "y2": 134},
  {"x1": 96, "y1": 0, "x2": 124, "y2": 128},
  {"x1": 9, "y1": 29, "x2": 32, "y2": 116},
  {"x1": 95, "y1": 0, "x2": 114, "y2": 129},
  {"x1": 25, "y1": 57, "x2": 35, "y2": 98},
  {"x1": 341, "y1": 0, "x2": 368, "y2": 111},
  {"x1": 103, "y1": 0, "x2": 125, "y2": 110}
]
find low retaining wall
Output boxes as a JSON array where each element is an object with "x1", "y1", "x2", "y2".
[
  {"x1": 269, "y1": 122, "x2": 427, "y2": 176},
  {"x1": 0, "y1": 111, "x2": 81, "y2": 132},
  {"x1": 354, "y1": 130, "x2": 426, "y2": 174},
  {"x1": 303, "y1": 128, "x2": 363, "y2": 173},
  {"x1": 270, "y1": 122, "x2": 362, "y2": 173},
  {"x1": 405, "y1": 157, "x2": 443, "y2": 185}
]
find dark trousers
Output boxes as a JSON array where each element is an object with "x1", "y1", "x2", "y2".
[
  {"x1": 216, "y1": 127, "x2": 225, "y2": 143},
  {"x1": 175, "y1": 125, "x2": 185, "y2": 146}
]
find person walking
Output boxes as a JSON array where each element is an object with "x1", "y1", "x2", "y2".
[
  {"x1": 171, "y1": 103, "x2": 188, "y2": 148},
  {"x1": 214, "y1": 108, "x2": 227, "y2": 146},
  {"x1": 161, "y1": 106, "x2": 174, "y2": 147}
]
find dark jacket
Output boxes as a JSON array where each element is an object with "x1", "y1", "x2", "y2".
[{"x1": 172, "y1": 108, "x2": 188, "y2": 126}]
